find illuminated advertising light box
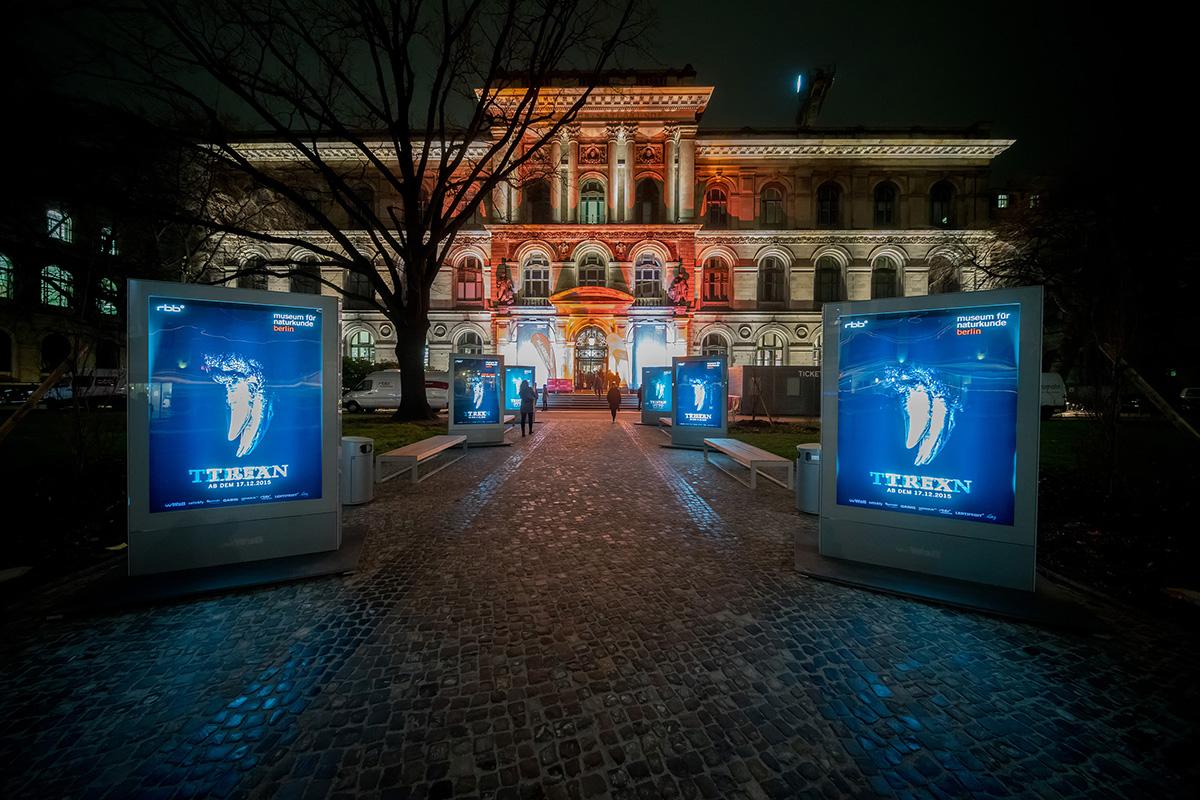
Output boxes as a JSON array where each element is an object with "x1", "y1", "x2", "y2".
[
  {"x1": 818, "y1": 286, "x2": 1043, "y2": 590},
  {"x1": 640, "y1": 365, "x2": 673, "y2": 426},
  {"x1": 127, "y1": 280, "x2": 341, "y2": 576},
  {"x1": 503, "y1": 365, "x2": 536, "y2": 412},
  {"x1": 670, "y1": 355, "x2": 728, "y2": 448},
  {"x1": 449, "y1": 353, "x2": 506, "y2": 444}
]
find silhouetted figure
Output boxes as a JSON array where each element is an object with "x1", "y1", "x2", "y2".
[
  {"x1": 541, "y1": 382, "x2": 549, "y2": 412},
  {"x1": 636, "y1": 384, "x2": 643, "y2": 410},
  {"x1": 519, "y1": 379, "x2": 537, "y2": 437},
  {"x1": 606, "y1": 384, "x2": 622, "y2": 423}
]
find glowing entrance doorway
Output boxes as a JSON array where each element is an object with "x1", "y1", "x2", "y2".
[{"x1": 574, "y1": 326, "x2": 608, "y2": 388}]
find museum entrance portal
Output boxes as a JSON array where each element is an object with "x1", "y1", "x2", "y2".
[{"x1": 574, "y1": 326, "x2": 608, "y2": 389}]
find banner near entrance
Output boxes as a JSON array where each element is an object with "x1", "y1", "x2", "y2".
[
  {"x1": 670, "y1": 355, "x2": 728, "y2": 448},
  {"x1": 818, "y1": 286, "x2": 1043, "y2": 590},
  {"x1": 449, "y1": 353, "x2": 506, "y2": 444},
  {"x1": 503, "y1": 365, "x2": 536, "y2": 413},
  {"x1": 126, "y1": 280, "x2": 341, "y2": 576},
  {"x1": 641, "y1": 365, "x2": 673, "y2": 426}
]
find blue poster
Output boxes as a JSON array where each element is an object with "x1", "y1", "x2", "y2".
[
  {"x1": 504, "y1": 366, "x2": 536, "y2": 411},
  {"x1": 147, "y1": 296, "x2": 323, "y2": 513},
  {"x1": 674, "y1": 359, "x2": 724, "y2": 428},
  {"x1": 453, "y1": 357, "x2": 501, "y2": 424},
  {"x1": 642, "y1": 366, "x2": 672, "y2": 413},
  {"x1": 836, "y1": 303, "x2": 1020, "y2": 525}
]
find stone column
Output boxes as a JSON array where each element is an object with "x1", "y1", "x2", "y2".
[
  {"x1": 566, "y1": 124, "x2": 580, "y2": 223},
  {"x1": 549, "y1": 137, "x2": 563, "y2": 223},
  {"x1": 606, "y1": 125, "x2": 620, "y2": 223},
  {"x1": 678, "y1": 126, "x2": 697, "y2": 222},
  {"x1": 663, "y1": 126, "x2": 678, "y2": 223},
  {"x1": 622, "y1": 124, "x2": 637, "y2": 223}
]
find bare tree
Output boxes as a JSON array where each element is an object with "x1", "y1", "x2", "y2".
[{"x1": 86, "y1": 0, "x2": 646, "y2": 419}]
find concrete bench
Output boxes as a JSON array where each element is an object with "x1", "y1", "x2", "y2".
[
  {"x1": 703, "y1": 437, "x2": 794, "y2": 490},
  {"x1": 657, "y1": 416, "x2": 672, "y2": 436},
  {"x1": 376, "y1": 434, "x2": 468, "y2": 484}
]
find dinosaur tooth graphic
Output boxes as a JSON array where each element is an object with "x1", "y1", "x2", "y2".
[
  {"x1": 530, "y1": 332, "x2": 556, "y2": 378},
  {"x1": 202, "y1": 353, "x2": 273, "y2": 458},
  {"x1": 882, "y1": 364, "x2": 961, "y2": 467}
]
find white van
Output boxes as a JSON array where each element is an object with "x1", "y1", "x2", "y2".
[
  {"x1": 342, "y1": 369, "x2": 448, "y2": 412},
  {"x1": 1040, "y1": 372, "x2": 1066, "y2": 419}
]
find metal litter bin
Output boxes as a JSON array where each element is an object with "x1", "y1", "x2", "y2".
[
  {"x1": 341, "y1": 436, "x2": 375, "y2": 505},
  {"x1": 795, "y1": 443, "x2": 821, "y2": 514}
]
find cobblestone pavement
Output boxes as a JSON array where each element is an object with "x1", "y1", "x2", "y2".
[{"x1": 1, "y1": 418, "x2": 1197, "y2": 799}]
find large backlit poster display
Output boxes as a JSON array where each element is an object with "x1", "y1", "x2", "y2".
[
  {"x1": 640, "y1": 365, "x2": 672, "y2": 426},
  {"x1": 127, "y1": 280, "x2": 341, "y2": 577},
  {"x1": 449, "y1": 353, "x2": 506, "y2": 444},
  {"x1": 817, "y1": 287, "x2": 1043, "y2": 591},
  {"x1": 503, "y1": 365, "x2": 536, "y2": 412},
  {"x1": 669, "y1": 356, "x2": 727, "y2": 448}
]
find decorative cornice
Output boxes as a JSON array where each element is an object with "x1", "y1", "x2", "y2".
[
  {"x1": 482, "y1": 86, "x2": 714, "y2": 122},
  {"x1": 227, "y1": 140, "x2": 493, "y2": 163},
  {"x1": 694, "y1": 229, "x2": 995, "y2": 245},
  {"x1": 695, "y1": 139, "x2": 1015, "y2": 160}
]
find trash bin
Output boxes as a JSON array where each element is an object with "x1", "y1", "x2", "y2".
[
  {"x1": 795, "y1": 443, "x2": 821, "y2": 514},
  {"x1": 341, "y1": 436, "x2": 375, "y2": 505}
]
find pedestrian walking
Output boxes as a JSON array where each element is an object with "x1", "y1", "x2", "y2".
[
  {"x1": 519, "y1": 379, "x2": 537, "y2": 437},
  {"x1": 636, "y1": 384, "x2": 643, "y2": 410},
  {"x1": 606, "y1": 383, "x2": 622, "y2": 423},
  {"x1": 541, "y1": 382, "x2": 549, "y2": 412}
]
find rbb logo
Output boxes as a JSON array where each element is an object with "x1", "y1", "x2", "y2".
[
  {"x1": 156, "y1": 304, "x2": 185, "y2": 313},
  {"x1": 844, "y1": 319, "x2": 867, "y2": 329}
]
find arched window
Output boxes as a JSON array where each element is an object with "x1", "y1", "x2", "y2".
[
  {"x1": 634, "y1": 254, "x2": 661, "y2": 298},
  {"x1": 761, "y1": 185, "x2": 785, "y2": 228},
  {"x1": 0, "y1": 253, "x2": 13, "y2": 300},
  {"x1": 930, "y1": 181, "x2": 955, "y2": 228},
  {"x1": 523, "y1": 180, "x2": 551, "y2": 224},
  {"x1": 347, "y1": 329, "x2": 376, "y2": 361},
  {"x1": 580, "y1": 180, "x2": 605, "y2": 224},
  {"x1": 816, "y1": 182, "x2": 841, "y2": 227},
  {"x1": 97, "y1": 277, "x2": 119, "y2": 315},
  {"x1": 344, "y1": 269, "x2": 374, "y2": 309},
  {"x1": 929, "y1": 256, "x2": 962, "y2": 294},
  {"x1": 0, "y1": 329, "x2": 11, "y2": 373},
  {"x1": 703, "y1": 257, "x2": 730, "y2": 303},
  {"x1": 758, "y1": 256, "x2": 786, "y2": 303},
  {"x1": 701, "y1": 332, "x2": 729, "y2": 358},
  {"x1": 351, "y1": 184, "x2": 375, "y2": 221},
  {"x1": 238, "y1": 255, "x2": 268, "y2": 290},
  {"x1": 456, "y1": 330, "x2": 484, "y2": 354},
  {"x1": 96, "y1": 339, "x2": 120, "y2": 369},
  {"x1": 635, "y1": 179, "x2": 662, "y2": 224},
  {"x1": 578, "y1": 253, "x2": 606, "y2": 288},
  {"x1": 813, "y1": 256, "x2": 844, "y2": 304},
  {"x1": 41, "y1": 333, "x2": 70, "y2": 372},
  {"x1": 704, "y1": 187, "x2": 729, "y2": 228},
  {"x1": 456, "y1": 257, "x2": 483, "y2": 302},
  {"x1": 291, "y1": 257, "x2": 321, "y2": 294},
  {"x1": 100, "y1": 225, "x2": 118, "y2": 256},
  {"x1": 871, "y1": 256, "x2": 900, "y2": 299},
  {"x1": 874, "y1": 183, "x2": 898, "y2": 227},
  {"x1": 756, "y1": 332, "x2": 786, "y2": 366},
  {"x1": 47, "y1": 207, "x2": 73, "y2": 242},
  {"x1": 41, "y1": 265, "x2": 72, "y2": 307},
  {"x1": 522, "y1": 255, "x2": 550, "y2": 298}
]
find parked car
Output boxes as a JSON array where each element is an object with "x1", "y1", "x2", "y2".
[
  {"x1": 1180, "y1": 387, "x2": 1200, "y2": 414},
  {"x1": 1040, "y1": 372, "x2": 1067, "y2": 419},
  {"x1": 0, "y1": 383, "x2": 39, "y2": 405},
  {"x1": 43, "y1": 371, "x2": 127, "y2": 410},
  {"x1": 342, "y1": 369, "x2": 449, "y2": 412}
]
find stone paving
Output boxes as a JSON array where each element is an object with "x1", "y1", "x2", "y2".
[{"x1": 1, "y1": 417, "x2": 1197, "y2": 799}]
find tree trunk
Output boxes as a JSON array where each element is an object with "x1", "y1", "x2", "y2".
[{"x1": 393, "y1": 325, "x2": 433, "y2": 421}]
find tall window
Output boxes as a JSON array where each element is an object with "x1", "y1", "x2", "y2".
[
  {"x1": 100, "y1": 225, "x2": 118, "y2": 256},
  {"x1": 524, "y1": 180, "x2": 551, "y2": 224},
  {"x1": 636, "y1": 179, "x2": 662, "y2": 223},
  {"x1": 0, "y1": 329, "x2": 12, "y2": 373},
  {"x1": 42, "y1": 333, "x2": 70, "y2": 372},
  {"x1": 701, "y1": 333, "x2": 729, "y2": 358},
  {"x1": 816, "y1": 182, "x2": 841, "y2": 227},
  {"x1": 758, "y1": 257, "x2": 786, "y2": 303},
  {"x1": 291, "y1": 258, "x2": 321, "y2": 294},
  {"x1": 345, "y1": 269, "x2": 374, "y2": 309},
  {"x1": 580, "y1": 180, "x2": 605, "y2": 224},
  {"x1": 929, "y1": 257, "x2": 962, "y2": 294},
  {"x1": 871, "y1": 256, "x2": 899, "y2": 299},
  {"x1": 41, "y1": 265, "x2": 72, "y2": 307},
  {"x1": 813, "y1": 257, "x2": 843, "y2": 304},
  {"x1": 97, "y1": 278, "x2": 119, "y2": 315},
  {"x1": 522, "y1": 255, "x2": 550, "y2": 297},
  {"x1": 704, "y1": 187, "x2": 729, "y2": 228},
  {"x1": 347, "y1": 329, "x2": 375, "y2": 361},
  {"x1": 703, "y1": 258, "x2": 730, "y2": 303},
  {"x1": 873, "y1": 183, "x2": 897, "y2": 227},
  {"x1": 0, "y1": 253, "x2": 12, "y2": 300},
  {"x1": 634, "y1": 254, "x2": 661, "y2": 298},
  {"x1": 238, "y1": 256, "x2": 268, "y2": 290},
  {"x1": 761, "y1": 185, "x2": 785, "y2": 228},
  {"x1": 456, "y1": 257, "x2": 483, "y2": 302},
  {"x1": 930, "y1": 181, "x2": 955, "y2": 228},
  {"x1": 47, "y1": 207, "x2": 73, "y2": 242},
  {"x1": 756, "y1": 332, "x2": 786, "y2": 366},
  {"x1": 456, "y1": 331, "x2": 484, "y2": 354},
  {"x1": 578, "y1": 253, "x2": 606, "y2": 288}
]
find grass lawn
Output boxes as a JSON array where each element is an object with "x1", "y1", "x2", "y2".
[
  {"x1": 729, "y1": 422, "x2": 820, "y2": 458},
  {"x1": 340, "y1": 412, "x2": 447, "y2": 453}
]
